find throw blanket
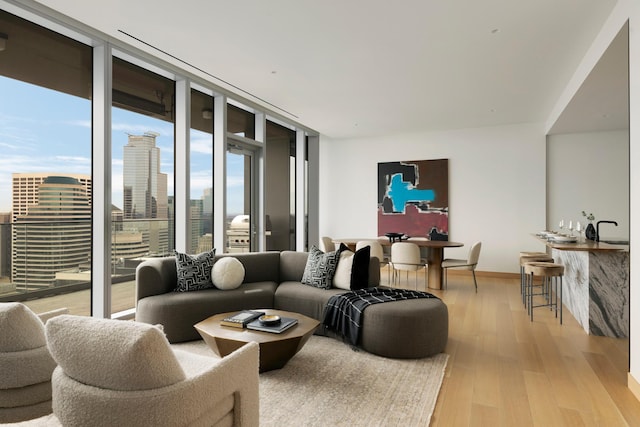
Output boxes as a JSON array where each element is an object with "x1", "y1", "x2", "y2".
[{"x1": 323, "y1": 287, "x2": 440, "y2": 346}]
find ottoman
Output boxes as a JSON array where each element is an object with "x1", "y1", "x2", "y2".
[{"x1": 359, "y1": 298, "x2": 449, "y2": 358}]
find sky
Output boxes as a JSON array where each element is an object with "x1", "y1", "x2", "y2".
[{"x1": 0, "y1": 76, "x2": 245, "y2": 215}]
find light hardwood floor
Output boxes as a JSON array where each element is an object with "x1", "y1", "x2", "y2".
[
  {"x1": 411, "y1": 270, "x2": 640, "y2": 427},
  {"x1": 22, "y1": 269, "x2": 640, "y2": 426}
]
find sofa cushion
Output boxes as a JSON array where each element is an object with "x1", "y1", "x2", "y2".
[
  {"x1": 301, "y1": 246, "x2": 342, "y2": 289},
  {"x1": 274, "y1": 281, "x2": 347, "y2": 321},
  {"x1": 46, "y1": 315, "x2": 186, "y2": 391},
  {"x1": 211, "y1": 257, "x2": 245, "y2": 290},
  {"x1": 175, "y1": 249, "x2": 216, "y2": 292},
  {"x1": 279, "y1": 251, "x2": 311, "y2": 282},
  {"x1": 136, "y1": 281, "x2": 279, "y2": 343},
  {"x1": 215, "y1": 252, "x2": 281, "y2": 284}
]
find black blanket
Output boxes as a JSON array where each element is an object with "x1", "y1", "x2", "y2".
[{"x1": 322, "y1": 287, "x2": 440, "y2": 346}]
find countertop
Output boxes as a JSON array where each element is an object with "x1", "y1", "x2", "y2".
[{"x1": 534, "y1": 235, "x2": 628, "y2": 252}]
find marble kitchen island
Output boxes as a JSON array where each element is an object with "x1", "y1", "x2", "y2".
[{"x1": 536, "y1": 237, "x2": 629, "y2": 338}]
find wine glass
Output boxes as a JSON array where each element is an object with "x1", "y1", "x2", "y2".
[
  {"x1": 568, "y1": 220, "x2": 574, "y2": 236},
  {"x1": 558, "y1": 219, "x2": 564, "y2": 232},
  {"x1": 575, "y1": 221, "x2": 582, "y2": 241}
]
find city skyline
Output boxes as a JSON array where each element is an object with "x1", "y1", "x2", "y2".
[{"x1": 0, "y1": 76, "x2": 246, "y2": 215}]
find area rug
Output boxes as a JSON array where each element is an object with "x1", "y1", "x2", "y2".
[{"x1": 174, "y1": 335, "x2": 448, "y2": 426}]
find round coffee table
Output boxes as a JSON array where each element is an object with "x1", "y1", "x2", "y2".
[{"x1": 194, "y1": 309, "x2": 320, "y2": 372}]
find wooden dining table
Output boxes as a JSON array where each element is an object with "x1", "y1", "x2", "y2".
[{"x1": 333, "y1": 238, "x2": 464, "y2": 290}]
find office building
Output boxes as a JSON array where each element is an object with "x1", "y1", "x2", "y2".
[
  {"x1": 12, "y1": 175, "x2": 91, "y2": 289},
  {"x1": 123, "y1": 132, "x2": 168, "y2": 220}
]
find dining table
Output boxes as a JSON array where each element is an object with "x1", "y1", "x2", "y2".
[{"x1": 333, "y1": 238, "x2": 464, "y2": 290}]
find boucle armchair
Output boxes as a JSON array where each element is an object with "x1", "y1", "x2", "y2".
[
  {"x1": 0, "y1": 303, "x2": 58, "y2": 423},
  {"x1": 45, "y1": 315, "x2": 259, "y2": 427}
]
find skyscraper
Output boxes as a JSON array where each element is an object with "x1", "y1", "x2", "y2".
[
  {"x1": 11, "y1": 173, "x2": 91, "y2": 223},
  {"x1": 122, "y1": 132, "x2": 170, "y2": 256},
  {"x1": 123, "y1": 132, "x2": 168, "y2": 219},
  {"x1": 12, "y1": 175, "x2": 92, "y2": 290}
]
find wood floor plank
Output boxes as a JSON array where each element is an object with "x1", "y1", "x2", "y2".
[
  {"x1": 498, "y1": 355, "x2": 534, "y2": 427},
  {"x1": 469, "y1": 403, "x2": 499, "y2": 427},
  {"x1": 523, "y1": 370, "x2": 568, "y2": 426},
  {"x1": 584, "y1": 351, "x2": 640, "y2": 426}
]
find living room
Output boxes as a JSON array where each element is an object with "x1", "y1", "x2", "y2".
[{"x1": 1, "y1": 0, "x2": 640, "y2": 425}]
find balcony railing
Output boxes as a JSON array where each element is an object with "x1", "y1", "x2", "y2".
[{"x1": 0, "y1": 216, "x2": 217, "y2": 317}]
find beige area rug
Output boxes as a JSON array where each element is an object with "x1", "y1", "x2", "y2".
[{"x1": 174, "y1": 335, "x2": 448, "y2": 426}]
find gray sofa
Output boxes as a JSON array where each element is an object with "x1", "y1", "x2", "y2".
[{"x1": 136, "y1": 251, "x2": 448, "y2": 358}]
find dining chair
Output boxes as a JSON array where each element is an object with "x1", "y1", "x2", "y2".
[
  {"x1": 390, "y1": 242, "x2": 426, "y2": 290},
  {"x1": 407, "y1": 236, "x2": 429, "y2": 268},
  {"x1": 356, "y1": 240, "x2": 391, "y2": 285},
  {"x1": 441, "y1": 241, "x2": 482, "y2": 291},
  {"x1": 319, "y1": 236, "x2": 336, "y2": 253}
]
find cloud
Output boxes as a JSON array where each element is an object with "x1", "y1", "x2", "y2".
[
  {"x1": 65, "y1": 119, "x2": 91, "y2": 128},
  {"x1": 191, "y1": 137, "x2": 213, "y2": 155}
]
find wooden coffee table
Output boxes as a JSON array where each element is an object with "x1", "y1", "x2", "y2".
[{"x1": 194, "y1": 309, "x2": 320, "y2": 372}]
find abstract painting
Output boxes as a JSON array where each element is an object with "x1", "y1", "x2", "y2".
[{"x1": 378, "y1": 159, "x2": 449, "y2": 240}]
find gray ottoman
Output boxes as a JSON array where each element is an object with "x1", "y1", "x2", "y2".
[{"x1": 359, "y1": 298, "x2": 448, "y2": 358}]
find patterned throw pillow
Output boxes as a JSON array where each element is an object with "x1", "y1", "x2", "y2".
[
  {"x1": 301, "y1": 245, "x2": 342, "y2": 289},
  {"x1": 174, "y1": 249, "x2": 216, "y2": 292}
]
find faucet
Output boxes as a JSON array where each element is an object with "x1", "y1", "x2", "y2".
[{"x1": 596, "y1": 220, "x2": 618, "y2": 242}]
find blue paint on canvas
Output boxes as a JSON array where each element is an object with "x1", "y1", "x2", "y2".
[{"x1": 388, "y1": 173, "x2": 435, "y2": 213}]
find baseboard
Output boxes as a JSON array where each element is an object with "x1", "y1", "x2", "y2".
[{"x1": 628, "y1": 373, "x2": 640, "y2": 403}]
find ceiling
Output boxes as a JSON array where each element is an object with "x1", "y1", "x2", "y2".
[{"x1": 29, "y1": 0, "x2": 626, "y2": 139}]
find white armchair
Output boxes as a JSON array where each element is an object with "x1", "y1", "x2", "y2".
[
  {"x1": 0, "y1": 303, "x2": 58, "y2": 423},
  {"x1": 45, "y1": 315, "x2": 259, "y2": 427}
]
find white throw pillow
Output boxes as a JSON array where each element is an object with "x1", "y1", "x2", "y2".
[
  {"x1": 211, "y1": 257, "x2": 245, "y2": 290},
  {"x1": 333, "y1": 250, "x2": 354, "y2": 290}
]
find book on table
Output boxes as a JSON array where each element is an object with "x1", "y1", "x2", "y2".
[
  {"x1": 220, "y1": 310, "x2": 265, "y2": 328},
  {"x1": 246, "y1": 317, "x2": 298, "y2": 334}
]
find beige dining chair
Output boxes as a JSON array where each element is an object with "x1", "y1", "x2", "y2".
[
  {"x1": 407, "y1": 236, "x2": 430, "y2": 268},
  {"x1": 356, "y1": 240, "x2": 391, "y2": 284},
  {"x1": 319, "y1": 236, "x2": 336, "y2": 253},
  {"x1": 390, "y1": 242, "x2": 426, "y2": 290},
  {"x1": 441, "y1": 241, "x2": 482, "y2": 291}
]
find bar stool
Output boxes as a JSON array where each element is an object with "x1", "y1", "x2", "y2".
[
  {"x1": 519, "y1": 253, "x2": 553, "y2": 306},
  {"x1": 524, "y1": 261, "x2": 564, "y2": 323}
]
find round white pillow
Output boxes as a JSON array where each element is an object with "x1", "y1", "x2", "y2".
[{"x1": 211, "y1": 257, "x2": 245, "y2": 290}]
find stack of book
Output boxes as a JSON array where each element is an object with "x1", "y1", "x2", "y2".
[
  {"x1": 220, "y1": 310, "x2": 299, "y2": 334},
  {"x1": 220, "y1": 310, "x2": 264, "y2": 328},
  {"x1": 246, "y1": 317, "x2": 298, "y2": 334}
]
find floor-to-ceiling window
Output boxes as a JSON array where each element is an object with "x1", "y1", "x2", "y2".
[
  {"x1": 111, "y1": 57, "x2": 175, "y2": 313},
  {"x1": 226, "y1": 104, "x2": 256, "y2": 253},
  {"x1": 265, "y1": 120, "x2": 296, "y2": 250},
  {"x1": 190, "y1": 88, "x2": 215, "y2": 253},
  {"x1": 0, "y1": 2, "x2": 316, "y2": 317},
  {"x1": 0, "y1": 10, "x2": 92, "y2": 315}
]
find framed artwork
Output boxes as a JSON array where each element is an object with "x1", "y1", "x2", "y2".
[{"x1": 378, "y1": 159, "x2": 449, "y2": 240}]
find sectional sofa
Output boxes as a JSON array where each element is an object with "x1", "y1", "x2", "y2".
[{"x1": 135, "y1": 250, "x2": 448, "y2": 358}]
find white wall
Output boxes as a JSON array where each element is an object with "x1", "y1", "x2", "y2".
[
  {"x1": 627, "y1": 0, "x2": 640, "y2": 393},
  {"x1": 547, "y1": 130, "x2": 629, "y2": 240},
  {"x1": 319, "y1": 123, "x2": 546, "y2": 273}
]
